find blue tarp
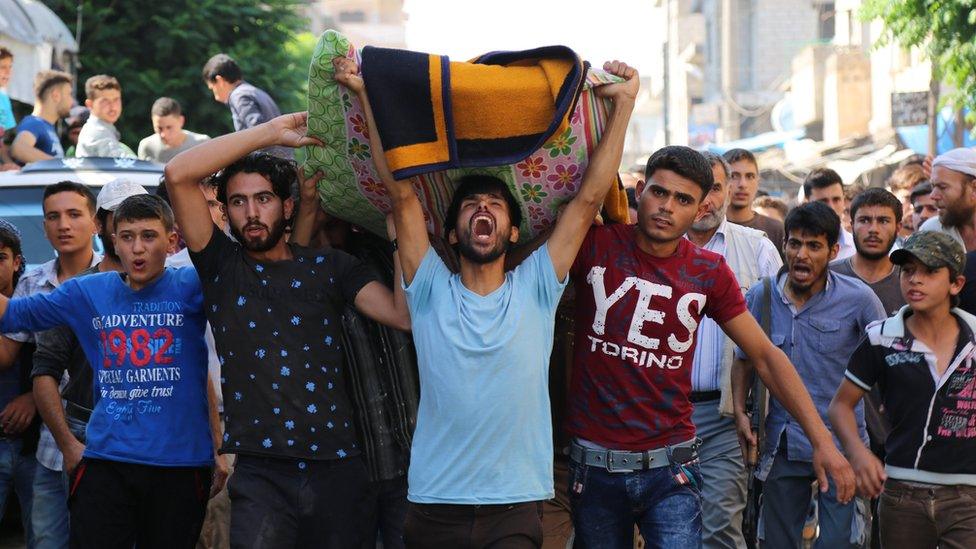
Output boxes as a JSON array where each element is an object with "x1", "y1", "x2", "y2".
[
  {"x1": 704, "y1": 129, "x2": 806, "y2": 154},
  {"x1": 897, "y1": 107, "x2": 976, "y2": 155}
]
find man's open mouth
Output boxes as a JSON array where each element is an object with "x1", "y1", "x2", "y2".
[{"x1": 471, "y1": 213, "x2": 495, "y2": 243}]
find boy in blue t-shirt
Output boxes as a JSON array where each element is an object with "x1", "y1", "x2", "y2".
[
  {"x1": 0, "y1": 195, "x2": 219, "y2": 549},
  {"x1": 0, "y1": 47, "x2": 18, "y2": 169}
]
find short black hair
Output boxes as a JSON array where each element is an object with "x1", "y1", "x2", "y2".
[
  {"x1": 784, "y1": 201, "x2": 840, "y2": 248},
  {"x1": 0, "y1": 223, "x2": 24, "y2": 287},
  {"x1": 114, "y1": 194, "x2": 175, "y2": 232},
  {"x1": 849, "y1": 187, "x2": 903, "y2": 225},
  {"x1": 910, "y1": 181, "x2": 933, "y2": 203},
  {"x1": 444, "y1": 174, "x2": 522, "y2": 235},
  {"x1": 722, "y1": 148, "x2": 758, "y2": 169},
  {"x1": 212, "y1": 153, "x2": 296, "y2": 204},
  {"x1": 802, "y1": 168, "x2": 843, "y2": 199},
  {"x1": 644, "y1": 146, "x2": 713, "y2": 200},
  {"x1": 43, "y1": 181, "x2": 96, "y2": 214},
  {"x1": 202, "y1": 53, "x2": 242, "y2": 83}
]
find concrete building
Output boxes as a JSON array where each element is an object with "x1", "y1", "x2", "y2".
[
  {"x1": 304, "y1": 0, "x2": 407, "y2": 48},
  {"x1": 661, "y1": 0, "x2": 829, "y2": 145}
]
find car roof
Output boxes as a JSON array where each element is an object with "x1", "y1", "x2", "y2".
[{"x1": 0, "y1": 157, "x2": 164, "y2": 188}]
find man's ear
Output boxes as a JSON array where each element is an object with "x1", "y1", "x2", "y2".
[
  {"x1": 694, "y1": 200, "x2": 708, "y2": 223},
  {"x1": 167, "y1": 230, "x2": 179, "y2": 254},
  {"x1": 283, "y1": 196, "x2": 295, "y2": 221}
]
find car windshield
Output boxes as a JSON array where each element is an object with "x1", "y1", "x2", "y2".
[{"x1": 0, "y1": 185, "x2": 158, "y2": 270}]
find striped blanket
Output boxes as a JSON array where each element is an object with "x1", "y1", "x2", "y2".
[{"x1": 304, "y1": 30, "x2": 629, "y2": 241}]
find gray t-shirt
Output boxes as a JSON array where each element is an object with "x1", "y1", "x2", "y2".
[
  {"x1": 75, "y1": 116, "x2": 135, "y2": 158},
  {"x1": 137, "y1": 130, "x2": 210, "y2": 163},
  {"x1": 830, "y1": 257, "x2": 906, "y2": 316}
]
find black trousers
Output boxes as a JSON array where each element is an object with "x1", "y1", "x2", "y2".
[
  {"x1": 228, "y1": 454, "x2": 372, "y2": 549},
  {"x1": 68, "y1": 457, "x2": 211, "y2": 549},
  {"x1": 404, "y1": 501, "x2": 544, "y2": 548}
]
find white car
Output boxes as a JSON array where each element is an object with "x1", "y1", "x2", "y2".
[{"x1": 0, "y1": 157, "x2": 163, "y2": 270}]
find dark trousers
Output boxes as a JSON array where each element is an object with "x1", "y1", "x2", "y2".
[
  {"x1": 404, "y1": 501, "x2": 544, "y2": 548},
  {"x1": 879, "y1": 479, "x2": 976, "y2": 548},
  {"x1": 365, "y1": 476, "x2": 409, "y2": 549},
  {"x1": 68, "y1": 457, "x2": 212, "y2": 549},
  {"x1": 227, "y1": 455, "x2": 372, "y2": 549}
]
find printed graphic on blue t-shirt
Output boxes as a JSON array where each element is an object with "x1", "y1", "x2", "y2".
[
  {"x1": 15, "y1": 115, "x2": 64, "y2": 158},
  {"x1": 0, "y1": 92, "x2": 15, "y2": 131},
  {"x1": 0, "y1": 268, "x2": 212, "y2": 467}
]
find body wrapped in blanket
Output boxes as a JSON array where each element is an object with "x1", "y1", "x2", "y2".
[{"x1": 304, "y1": 30, "x2": 630, "y2": 242}]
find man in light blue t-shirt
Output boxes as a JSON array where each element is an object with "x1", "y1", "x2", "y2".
[
  {"x1": 0, "y1": 194, "x2": 221, "y2": 548},
  {"x1": 335, "y1": 57, "x2": 639, "y2": 545}
]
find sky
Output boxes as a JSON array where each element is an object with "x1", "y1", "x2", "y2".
[{"x1": 402, "y1": 0, "x2": 663, "y2": 77}]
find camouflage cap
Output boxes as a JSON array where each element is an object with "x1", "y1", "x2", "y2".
[{"x1": 890, "y1": 231, "x2": 966, "y2": 276}]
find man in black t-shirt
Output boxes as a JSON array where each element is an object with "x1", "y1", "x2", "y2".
[{"x1": 165, "y1": 112, "x2": 410, "y2": 548}]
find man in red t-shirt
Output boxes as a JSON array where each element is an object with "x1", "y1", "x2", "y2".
[{"x1": 566, "y1": 146, "x2": 855, "y2": 547}]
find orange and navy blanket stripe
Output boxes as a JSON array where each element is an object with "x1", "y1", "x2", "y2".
[{"x1": 361, "y1": 45, "x2": 587, "y2": 180}]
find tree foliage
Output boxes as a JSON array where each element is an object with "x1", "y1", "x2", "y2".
[
  {"x1": 42, "y1": 0, "x2": 313, "y2": 148},
  {"x1": 861, "y1": 0, "x2": 976, "y2": 122}
]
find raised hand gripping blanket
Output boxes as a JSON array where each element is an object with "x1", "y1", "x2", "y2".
[{"x1": 304, "y1": 30, "x2": 629, "y2": 241}]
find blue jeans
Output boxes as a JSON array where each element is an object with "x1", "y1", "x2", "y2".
[
  {"x1": 568, "y1": 457, "x2": 703, "y2": 548},
  {"x1": 759, "y1": 454, "x2": 865, "y2": 548},
  {"x1": 32, "y1": 462, "x2": 68, "y2": 549},
  {"x1": 33, "y1": 416, "x2": 84, "y2": 549},
  {"x1": 0, "y1": 438, "x2": 37, "y2": 547}
]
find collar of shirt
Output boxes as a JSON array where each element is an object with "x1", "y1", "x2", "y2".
[
  {"x1": 32, "y1": 253, "x2": 102, "y2": 290},
  {"x1": 684, "y1": 219, "x2": 728, "y2": 253},
  {"x1": 775, "y1": 268, "x2": 834, "y2": 314}
]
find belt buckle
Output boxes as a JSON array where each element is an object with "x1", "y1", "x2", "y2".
[{"x1": 605, "y1": 451, "x2": 634, "y2": 473}]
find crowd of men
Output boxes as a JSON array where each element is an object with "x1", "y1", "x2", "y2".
[
  {"x1": 0, "y1": 48, "x2": 284, "y2": 166},
  {"x1": 1, "y1": 41, "x2": 976, "y2": 549}
]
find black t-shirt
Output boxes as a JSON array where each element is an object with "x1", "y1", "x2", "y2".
[
  {"x1": 190, "y1": 228, "x2": 376, "y2": 460},
  {"x1": 846, "y1": 311, "x2": 976, "y2": 477},
  {"x1": 959, "y1": 251, "x2": 976, "y2": 315}
]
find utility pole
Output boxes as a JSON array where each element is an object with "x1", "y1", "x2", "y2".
[
  {"x1": 927, "y1": 67, "x2": 939, "y2": 156},
  {"x1": 720, "y1": 0, "x2": 739, "y2": 142},
  {"x1": 663, "y1": 0, "x2": 671, "y2": 145}
]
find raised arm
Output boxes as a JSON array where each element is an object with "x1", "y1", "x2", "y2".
[
  {"x1": 723, "y1": 311, "x2": 856, "y2": 503},
  {"x1": 547, "y1": 61, "x2": 639, "y2": 280},
  {"x1": 334, "y1": 57, "x2": 430, "y2": 285},
  {"x1": 289, "y1": 168, "x2": 326, "y2": 246},
  {"x1": 0, "y1": 287, "x2": 71, "y2": 335},
  {"x1": 164, "y1": 112, "x2": 322, "y2": 252}
]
